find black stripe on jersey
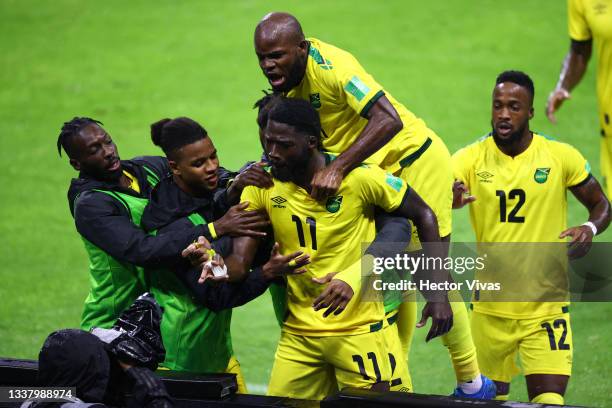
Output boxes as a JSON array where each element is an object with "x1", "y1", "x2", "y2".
[
  {"x1": 571, "y1": 174, "x2": 593, "y2": 189},
  {"x1": 398, "y1": 137, "x2": 432, "y2": 168},
  {"x1": 369, "y1": 320, "x2": 384, "y2": 332},
  {"x1": 395, "y1": 185, "x2": 413, "y2": 212},
  {"x1": 360, "y1": 90, "x2": 386, "y2": 118}
]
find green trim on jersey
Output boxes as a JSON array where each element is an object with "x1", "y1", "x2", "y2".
[
  {"x1": 308, "y1": 44, "x2": 333, "y2": 70},
  {"x1": 269, "y1": 282, "x2": 289, "y2": 327},
  {"x1": 398, "y1": 137, "x2": 432, "y2": 168}
]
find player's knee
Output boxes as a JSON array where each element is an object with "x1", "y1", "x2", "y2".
[{"x1": 531, "y1": 392, "x2": 564, "y2": 405}]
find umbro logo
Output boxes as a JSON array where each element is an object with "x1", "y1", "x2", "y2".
[
  {"x1": 271, "y1": 196, "x2": 287, "y2": 208},
  {"x1": 594, "y1": 2, "x2": 607, "y2": 15},
  {"x1": 476, "y1": 171, "x2": 494, "y2": 183}
]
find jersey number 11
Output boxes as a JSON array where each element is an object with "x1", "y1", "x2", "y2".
[{"x1": 291, "y1": 215, "x2": 318, "y2": 250}]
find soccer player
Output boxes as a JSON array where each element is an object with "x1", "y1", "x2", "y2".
[
  {"x1": 546, "y1": 0, "x2": 612, "y2": 197},
  {"x1": 453, "y1": 70, "x2": 611, "y2": 404},
  {"x1": 58, "y1": 117, "x2": 268, "y2": 330},
  {"x1": 252, "y1": 12, "x2": 491, "y2": 398},
  {"x1": 215, "y1": 96, "x2": 452, "y2": 399}
]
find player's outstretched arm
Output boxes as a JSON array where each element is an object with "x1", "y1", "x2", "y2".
[
  {"x1": 183, "y1": 236, "x2": 310, "y2": 282},
  {"x1": 560, "y1": 176, "x2": 611, "y2": 259},
  {"x1": 392, "y1": 187, "x2": 453, "y2": 341},
  {"x1": 546, "y1": 39, "x2": 592, "y2": 123},
  {"x1": 310, "y1": 96, "x2": 403, "y2": 200},
  {"x1": 177, "y1": 241, "x2": 307, "y2": 312},
  {"x1": 212, "y1": 202, "x2": 270, "y2": 238},
  {"x1": 75, "y1": 193, "x2": 211, "y2": 269}
]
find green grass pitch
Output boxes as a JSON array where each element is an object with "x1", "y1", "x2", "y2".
[{"x1": 0, "y1": 1, "x2": 611, "y2": 405}]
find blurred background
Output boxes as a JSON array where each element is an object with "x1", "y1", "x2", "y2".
[{"x1": 0, "y1": 1, "x2": 610, "y2": 405}]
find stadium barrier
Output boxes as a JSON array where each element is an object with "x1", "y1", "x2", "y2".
[{"x1": 0, "y1": 358, "x2": 585, "y2": 408}]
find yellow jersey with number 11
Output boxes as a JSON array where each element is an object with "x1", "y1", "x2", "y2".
[{"x1": 241, "y1": 158, "x2": 408, "y2": 336}]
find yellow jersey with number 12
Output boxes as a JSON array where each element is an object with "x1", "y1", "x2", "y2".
[
  {"x1": 241, "y1": 158, "x2": 408, "y2": 336},
  {"x1": 452, "y1": 133, "x2": 590, "y2": 318}
]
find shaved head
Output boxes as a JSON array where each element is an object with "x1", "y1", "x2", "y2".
[
  {"x1": 254, "y1": 12, "x2": 309, "y2": 92},
  {"x1": 255, "y1": 12, "x2": 305, "y2": 45}
]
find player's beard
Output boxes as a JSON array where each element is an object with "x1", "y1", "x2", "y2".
[
  {"x1": 274, "y1": 53, "x2": 307, "y2": 92},
  {"x1": 491, "y1": 120, "x2": 527, "y2": 147},
  {"x1": 270, "y1": 148, "x2": 311, "y2": 182}
]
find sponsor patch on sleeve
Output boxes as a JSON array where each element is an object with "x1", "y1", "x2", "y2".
[
  {"x1": 344, "y1": 75, "x2": 370, "y2": 102},
  {"x1": 386, "y1": 174, "x2": 403, "y2": 192}
]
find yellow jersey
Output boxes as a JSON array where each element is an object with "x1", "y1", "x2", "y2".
[
  {"x1": 241, "y1": 158, "x2": 408, "y2": 336},
  {"x1": 452, "y1": 133, "x2": 591, "y2": 318},
  {"x1": 568, "y1": 0, "x2": 612, "y2": 132},
  {"x1": 285, "y1": 38, "x2": 440, "y2": 174}
]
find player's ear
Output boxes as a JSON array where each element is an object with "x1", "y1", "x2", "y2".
[
  {"x1": 169, "y1": 160, "x2": 180, "y2": 176},
  {"x1": 528, "y1": 105, "x2": 534, "y2": 119},
  {"x1": 307, "y1": 135, "x2": 318, "y2": 149},
  {"x1": 69, "y1": 158, "x2": 81, "y2": 171},
  {"x1": 298, "y1": 40, "x2": 309, "y2": 56}
]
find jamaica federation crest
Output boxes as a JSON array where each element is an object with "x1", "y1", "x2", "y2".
[
  {"x1": 534, "y1": 168, "x2": 550, "y2": 184},
  {"x1": 325, "y1": 195, "x2": 343, "y2": 213}
]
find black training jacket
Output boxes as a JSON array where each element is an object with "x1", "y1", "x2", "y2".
[{"x1": 67, "y1": 156, "x2": 209, "y2": 269}]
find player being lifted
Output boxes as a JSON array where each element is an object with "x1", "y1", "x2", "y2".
[
  {"x1": 453, "y1": 70, "x2": 610, "y2": 404},
  {"x1": 189, "y1": 96, "x2": 452, "y2": 399},
  {"x1": 252, "y1": 12, "x2": 493, "y2": 398}
]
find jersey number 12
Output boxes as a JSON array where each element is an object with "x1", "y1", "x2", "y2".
[{"x1": 496, "y1": 189, "x2": 526, "y2": 223}]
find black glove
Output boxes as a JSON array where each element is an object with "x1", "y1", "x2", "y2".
[{"x1": 99, "y1": 293, "x2": 166, "y2": 370}]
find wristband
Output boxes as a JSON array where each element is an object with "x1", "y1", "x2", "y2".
[
  {"x1": 208, "y1": 223, "x2": 218, "y2": 239},
  {"x1": 582, "y1": 221, "x2": 597, "y2": 236}
]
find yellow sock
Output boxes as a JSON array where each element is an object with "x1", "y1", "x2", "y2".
[
  {"x1": 495, "y1": 394, "x2": 509, "y2": 401},
  {"x1": 531, "y1": 392, "x2": 564, "y2": 405},
  {"x1": 441, "y1": 292, "x2": 480, "y2": 382}
]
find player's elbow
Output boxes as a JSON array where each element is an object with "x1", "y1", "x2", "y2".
[
  {"x1": 601, "y1": 198, "x2": 612, "y2": 228},
  {"x1": 385, "y1": 114, "x2": 403, "y2": 137},
  {"x1": 413, "y1": 207, "x2": 440, "y2": 241},
  {"x1": 228, "y1": 264, "x2": 249, "y2": 282}
]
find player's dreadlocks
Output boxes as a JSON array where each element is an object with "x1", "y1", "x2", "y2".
[
  {"x1": 57, "y1": 117, "x2": 103, "y2": 157},
  {"x1": 496, "y1": 70, "x2": 535, "y2": 103},
  {"x1": 253, "y1": 91, "x2": 280, "y2": 129},
  {"x1": 150, "y1": 117, "x2": 208, "y2": 160}
]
